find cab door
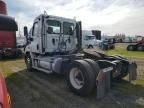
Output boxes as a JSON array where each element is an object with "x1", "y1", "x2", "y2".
[
  {"x1": 45, "y1": 18, "x2": 61, "y2": 52},
  {"x1": 30, "y1": 21, "x2": 41, "y2": 53},
  {"x1": 62, "y1": 22, "x2": 76, "y2": 51}
]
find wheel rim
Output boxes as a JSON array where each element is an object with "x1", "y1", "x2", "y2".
[
  {"x1": 69, "y1": 68, "x2": 84, "y2": 89},
  {"x1": 26, "y1": 56, "x2": 31, "y2": 69}
]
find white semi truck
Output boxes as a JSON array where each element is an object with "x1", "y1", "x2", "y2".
[
  {"x1": 82, "y1": 30, "x2": 102, "y2": 49},
  {"x1": 24, "y1": 13, "x2": 137, "y2": 96},
  {"x1": 82, "y1": 30, "x2": 115, "y2": 50}
]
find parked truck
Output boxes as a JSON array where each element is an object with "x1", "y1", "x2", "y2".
[
  {"x1": 24, "y1": 13, "x2": 137, "y2": 96},
  {"x1": 127, "y1": 37, "x2": 144, "y2": 51},
  {"x1": 82, "y1": 30, "x2": 102, "y2": 49},
  {"x1": 82, "y1": 30, "x2": 115, "y2": 50},
  {"x1": 0, "y1": 0, "x2": 22, "y2": 58}
]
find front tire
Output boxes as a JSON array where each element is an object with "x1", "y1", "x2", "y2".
[
  {"x1": 25, "y1": 54, "x2": 33, "y2": 71},
  {"x1": 66, "y1": 60, "x2": 96, "y2": 96},
  {"x1": 84, "y1": 59, "x2": 100, "y2": 77}
]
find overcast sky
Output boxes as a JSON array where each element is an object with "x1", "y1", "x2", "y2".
[{"x1": 5, "y1": 0, "x2": 144, "y2": 36}]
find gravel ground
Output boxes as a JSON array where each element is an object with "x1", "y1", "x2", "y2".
[{"x1": 0, "y1": 57, "x2": 144, "y2": 108}]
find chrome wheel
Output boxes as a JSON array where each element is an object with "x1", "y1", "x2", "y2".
[
  {"x1": 25, "y1": 54, "x2": 32, "y2": 70},
  {"x1": 69, "y1": 68, "x2": 84, "y2": 89}
]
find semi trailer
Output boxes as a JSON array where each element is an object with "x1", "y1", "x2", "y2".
[
  {"x1": 0, "y1": 0, "x2": 22, "y2": 58},
  {"x1": 24, "y1": 13, "x2": 137, "y2": 96}
]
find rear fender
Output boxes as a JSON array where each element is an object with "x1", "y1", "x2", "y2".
[
  {"x1": 97, "y1": 60, "x2": 116, "y2": 69},
  {"x1": 97, "y1": 60, "x2": 125, "y2": 78},
  {"x1": 104, "y1": 56, "x2": 129, "y2": 64},
  {"x1": 129, "y1": 62, "x2": 137, "y2": 81}
]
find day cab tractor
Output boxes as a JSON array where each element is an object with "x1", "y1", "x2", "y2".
[
  {"x1": 0, "y1": 0, "x2": 22, "y2": 59},
  {"x1": 127, "y1": 37, "x2": 144, "y2": 51},
  {"x1": 24, "y1": 13, "x2": 137, "y2": 96}
]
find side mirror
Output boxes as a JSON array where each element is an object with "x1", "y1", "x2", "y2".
[{"x1": 24, "y1": 26, "x2": 28, "y2": 37}]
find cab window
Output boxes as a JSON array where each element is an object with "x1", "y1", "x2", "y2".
[
  {"x1": 47, "y1": 20, "x2": 61, "y2": 34},
  {"x1": 32, "y1": 22, "x2": 39, "y2": 36},
  {"x1": 63, "y1": 22, "x2": 74, "y2": 35}
]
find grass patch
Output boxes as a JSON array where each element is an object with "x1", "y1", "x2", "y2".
[
  {"x1": 0, "y1": 58, "x2": 25, "y2": 79},
  {"x1": 113, "y1": 79, "x2": 144, "y2": 97},
  {"x1": 105, "y1": 44, "x2": 144, "y2": 58}
]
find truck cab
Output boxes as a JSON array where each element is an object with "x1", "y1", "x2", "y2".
[
  {"x1": 24, "y1": 14, "x2": 82, "y2": 74},
  {"x1": 25, "y1": 14, "x2": 78, "y2": 55}
]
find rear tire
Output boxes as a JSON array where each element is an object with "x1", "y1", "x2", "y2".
[
  {"x1": 84, "y1": 59, "x2": 100, "y2": 77},
  {"x1": 127, "y1": 45, "x2": 135, "y2": 51},
  {"x1": 137, "y1": 45, "x2": 144, "y2": 51},
  {"x1": 66, "y1": 60, "x2": 96, "y2": 96},
  {"x1": 84, "y1": 59, "x2": 100, "y2": 90}
]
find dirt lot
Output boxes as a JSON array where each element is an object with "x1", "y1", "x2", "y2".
[{"x1": 0, "y1": 57, "x2": 143, "y2": 108}]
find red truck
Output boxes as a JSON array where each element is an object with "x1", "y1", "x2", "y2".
[
  {"x1": 0, "y1": 69, "x2": 11, "y2": 108},
  {"x1": 127, "y1": 37, "x2": 144, "y2": 51},
  {"x1": 0, "y1": 0, "x2": 22, "y2": 58}
]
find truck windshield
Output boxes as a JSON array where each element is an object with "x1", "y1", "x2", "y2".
[
  {"x1": 63, "y1": 22, "x2": 74, "y2": 35},
  {"x1": 47, "y1": 20, "x2": 61, "y2": 34},
  {"x1": 85, "y1": 36, "x2": 95, "y2": 40}
]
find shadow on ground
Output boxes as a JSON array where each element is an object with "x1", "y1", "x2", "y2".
[
  {"x1": 5, "y1": 68, "x2": 144, "y2": 108},
  {"x1": 0, "y1": 56, "x2": 23, "y2": 61}
]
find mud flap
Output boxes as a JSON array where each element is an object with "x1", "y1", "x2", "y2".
[
  {"x1": 129, "y1": 62, "x2": 137, "y2": 81},
  {"x1": 96, "y1": 67, "x2": 111, "y2": 99}
]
